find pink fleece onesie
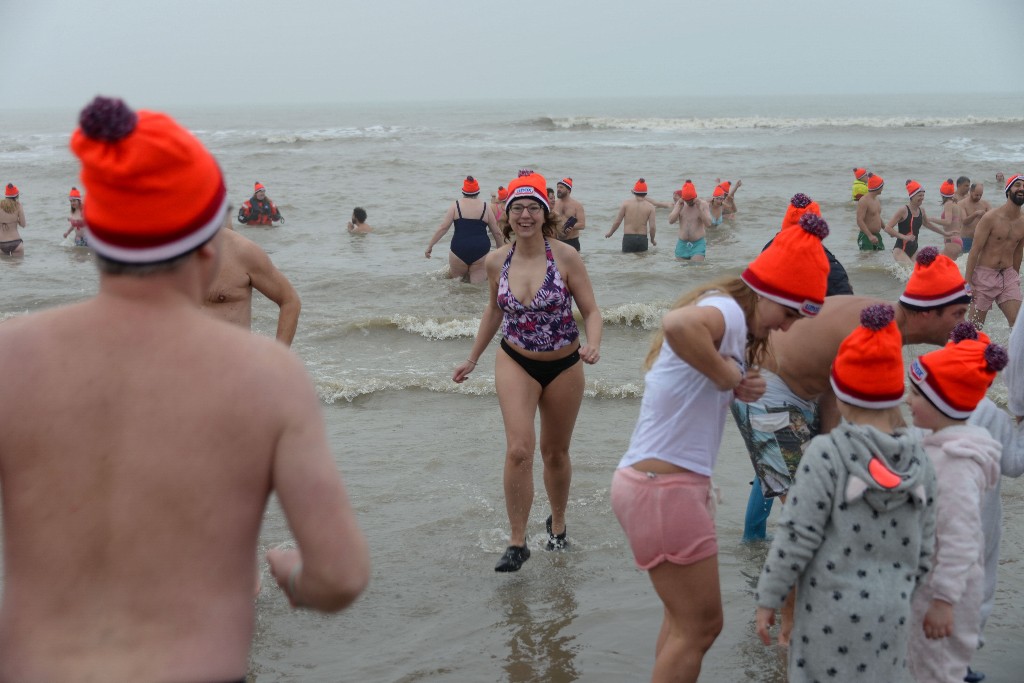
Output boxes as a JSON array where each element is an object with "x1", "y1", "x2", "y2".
[{"x1": 908, "y1": 424, "x2": 1001, "y2": 683}]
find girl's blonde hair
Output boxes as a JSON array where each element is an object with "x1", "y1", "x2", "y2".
[
  {"x1": 0, "y1": 198, "x2": 17, "y2": 213},
  {"x1": 644, "y1": 276, "x2": 771, "y2": 371},
  {"x1": 836, "y1": 401, "x2": 906, "y2": 431}
]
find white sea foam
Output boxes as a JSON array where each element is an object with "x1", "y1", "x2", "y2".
[{"x1": 539, "y1": 114, "x2": 1024, "y2": 133}]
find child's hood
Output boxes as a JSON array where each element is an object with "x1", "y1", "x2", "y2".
[
  {"x1": 923, "y1": 424, "x2": 1002, "y2": 490},
  {"x1": 830, "y1": 421, "x2": 931, "y2": 513}
]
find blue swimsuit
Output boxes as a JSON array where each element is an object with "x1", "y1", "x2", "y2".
[{"x1": 450, "y1": 201, "x2": 491, "y2": 265}]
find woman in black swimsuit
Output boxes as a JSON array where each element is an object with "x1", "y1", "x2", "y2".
[{"x1": 885, "y1": 179, "x2": 949, "y2": 265}]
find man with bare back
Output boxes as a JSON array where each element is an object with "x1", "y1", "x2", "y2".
[
  {"x1": 606, "y1": 178, "x2": 657, "y2": 252},
  {"x1": 554, "y1": 176, "x2": 586, "y2": 251},
  {"x1": 0, "y1": 97, "x2": 369, "y2": 683}
]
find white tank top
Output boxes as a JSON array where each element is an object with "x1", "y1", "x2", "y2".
[{"x1": 617, "y1": 295, "x2": 748, "y2": 476}]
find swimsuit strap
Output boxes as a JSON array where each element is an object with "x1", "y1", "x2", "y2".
[
  {"x1": 479, "y1": 203, "x2": 487, "y2": 220},
  {"x1": 455, "y1": 201, "x2": 463, "y2": 220}
]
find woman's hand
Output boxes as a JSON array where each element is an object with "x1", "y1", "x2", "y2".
[
  {"x1": 452, "y1": 359, "x2": 477, "y2": 383},
  {"x1": 734, "y1": 366, "x2": 766, "y2": 402},
  {"x1": 579, "y1": 345, "x2": 600, "y2": 364}
]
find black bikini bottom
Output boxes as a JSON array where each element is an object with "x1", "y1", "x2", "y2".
[{"x1": 501, "y1": 338, "x2": 581, "y2": 389}]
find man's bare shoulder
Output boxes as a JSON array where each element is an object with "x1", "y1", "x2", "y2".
[{"x1": 777, "y1": 295, "x2": 883, "y2": 338}]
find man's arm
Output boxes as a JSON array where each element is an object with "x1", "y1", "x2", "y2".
[
  {"x1": 920, "y1": 208, "x2": 950, "y2": 237},
  {"x1": 667, "y1": 200, "x2": 682, "y2": 225},
  {"x1": 1013, "y1": 235, "x2": 1024, "y2": 274},
  {"x1": 606, "y1": 204, "x2": 626, "y2": 238},
  {"x1": 648, "y1": 207, "x2": 657, "y2": 246},
  {"x1": 574, "y1": 203, "x2": 586, "y2": 231},
  {"x1": 266, "y1": 352, "x2": 370, "y2": 612},
  {"x1": 237, "y1": 203, "x2": 251, "y2": 225},
  {"x1": 245, "y1": 242, "x2": 301, "y2": 346},
  {"x1": 965, "y1": 214, "x2": 993, "y2": 284}
]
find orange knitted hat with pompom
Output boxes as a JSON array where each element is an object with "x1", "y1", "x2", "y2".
[
  {"x1": 780, "y1": 193, "x2": 821, "y2": 231},
  {"x1": 831, "y1": 304, "x2": 905, "y2": 409},
  {"x1": 742, "y1": 213, "x2": 830, "y2": 316},
  {"x1": 632, "y1": 178, "x2": 648, "y2": 195},
  {"x1": 70, "y1": 96, "x2": 226, "y2": 264}
]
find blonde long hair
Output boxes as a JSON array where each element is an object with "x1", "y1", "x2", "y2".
[
  {"x1": 0, "y1": 198, "x2": 17, "y2": 214},
  {"x1": 643, "y1": 276, "x2": 771, "y2": 371}
]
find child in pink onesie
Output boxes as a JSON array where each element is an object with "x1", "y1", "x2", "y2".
[{"x1": 905, "y1": 322, "x2": 1006, "y2": 683}]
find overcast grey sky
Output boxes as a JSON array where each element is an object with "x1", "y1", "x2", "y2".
[{"x1": 4, "y1": 0, "x2": 1022, "y2": 109}]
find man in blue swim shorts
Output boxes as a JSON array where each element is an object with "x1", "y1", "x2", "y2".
[
  {"x1": 668, "y1": 180, "x2": 711, "y2": 261},
  {"x1": 674, "y1": 236, "x2": 706, "y2": 260}
]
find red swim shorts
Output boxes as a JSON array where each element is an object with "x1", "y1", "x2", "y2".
[{"x1": 611, "y1": 466, "x2": 718, "y2": 569}]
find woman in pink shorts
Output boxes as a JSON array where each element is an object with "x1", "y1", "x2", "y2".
[{"x1": 610, "y1": 211, "x2": 831, "y2": 683}]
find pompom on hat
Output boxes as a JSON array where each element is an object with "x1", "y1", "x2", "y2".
[
  {"x1": 867, "y1": 173, "x2": 884, "y2": 192},
  {"x1": 70, "y1": 96, "x2": 227, "y2": 264},
  {"x1": 853, "y1": 167, "x2": 869, "y2": 180},
  {"x1": 557, "y1": 177, "x2": 573, "y2": 191},
  {"x1": 632, "y1": 178, "x2": 648, "y2": 195},
  {"x1": 899, "y1": 247, "x2": 970, "y2": 309},
  {"x1": 680, "y1": 180, "x2": 697, "y2": 201},
  {"x1": 462, "y1": 176, "x2": 480, "y2": 196},
  {"x1": 741, "y1": 212, "x2": 830, "y2": 317},
  {"x1": 830, "y1": 304, "x2": 905, "y2": 409},
  {"x1": 69, "y1": 187, "x2": 82, "y2": 201},
  {"x1": 504, "y1": 170, "x2": 549, "y2": 212},
  {"x1": 780, "y1": 193, "x2": 822, "y2": 231},
  {"x1": 909, "y1": 321, "x2": 1009, "y2": 419},
  {"x1": 1005, "y1": 173, "x2": 1024, "y2": 195},
  {"x1": 939, "y1": 179, "x2": 956, "y2": 198},
  {"x1": 496, "y1": 186, "x2": 508, "y2": 201},
  {"x1": 4, "y1": 183, "x2": 18, "y2": 199},
  {"x1": 905, "y1": 179, "x2": 924, "y2": 198}
]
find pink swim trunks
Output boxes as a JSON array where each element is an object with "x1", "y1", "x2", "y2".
[
  {"x1": 611, "y1": 466, "x2": 718, "y2": 569},
  {"x1": 971, "y1": 265, "x2": 1023, "y2": 312}
]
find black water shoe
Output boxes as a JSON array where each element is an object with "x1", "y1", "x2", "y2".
[
  {"x1": 494, "y1": 545, "x2": 531, "y2": 572},
  {"x1": 545, "y1": 515, "x2": 568, "y2": 551}
]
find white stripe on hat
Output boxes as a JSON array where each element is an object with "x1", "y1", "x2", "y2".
[{"x1": 86, "y1": 194, "x2": 228, "y2": 264}]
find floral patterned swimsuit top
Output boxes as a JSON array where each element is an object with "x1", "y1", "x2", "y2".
[{"x1": 497, "y1": 239, "x2": 579, "y2": 352}]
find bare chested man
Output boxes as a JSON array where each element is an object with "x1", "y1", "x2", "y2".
[
  {"x1": 960, "y1": 182, "x2": 993, "y2": 255},
  {"x1": 0, "y1": 97, "x2": 370, "y2": 683},
  {"x1": 667, "y1": 180, "x2": 712, "y2": 261},
  {"x1": 204, "y1": 222, "x2": 301, "y2": 346},
  {"x1": 346, "y1": 206, "x2": 373, "y2": 234},
  {"x1": 554, "y1": 177, "x2": 585, "y2": 251},
  {"x1": 606, "y1": 178, "x2": 657, "y2": 252},
  {"x1": 734, "y1": 248, "x2": 970, "y2": 539},
  {"x1": 965, "y1": 174, "x2": 1024, "y2": 327},
  {"x1": 855, "y1": 174, "x2": 907, "y2": 252}
]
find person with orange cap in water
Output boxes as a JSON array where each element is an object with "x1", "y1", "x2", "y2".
[
  {"x1": 854, "y1": 173, "x2": 904, "y2": 251},
  {"x1": 426, "y1": 175, "x2": 503, "y2": 283},
  {"x1": 851, "y1": 167, "x2": 870, "y2": 201},
  {"x1": 965, "y1": 173, "x2": 1024, "y2": 328},
  {"x1": 755, "y1": 302, "x2": 938, "y2": 682},
  {"x1": 716, "y1": 178, "x2": 742, "y2": 219},
  {"x1": 0, "y1": 182, "x2": 26, "y2": 256},
  {"x1": 237, "y1": 181, "x2": 284, "y2": 226},
  {"x1": 668, "y1": 180, "x2": 712, "y2": 261},
  {"x1": 553, "y1": 176, "x2": 586, "y2": 251},
  {"x1": 0, "y1": 96, "x2": 369, "y2": 682},
  {"x1": 606, "y1": 178, "x2": 658, "y2": 252},
  {"x1": 62, "y1": 186, "x2": 89, "y2": 247},
  {"x1": 453, "y1": 170, "x2": 601, "y2": 573},
  {"x1": 884, "y1": 179, "x2": 951, "y2": 264}
]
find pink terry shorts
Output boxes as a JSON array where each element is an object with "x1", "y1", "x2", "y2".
[
  {"x1": 971, "y1": 265, "x2": 1023, "y2": 312},
  {"x1": 611, "y1": 466, "x2": 717, "y2": 569}
]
